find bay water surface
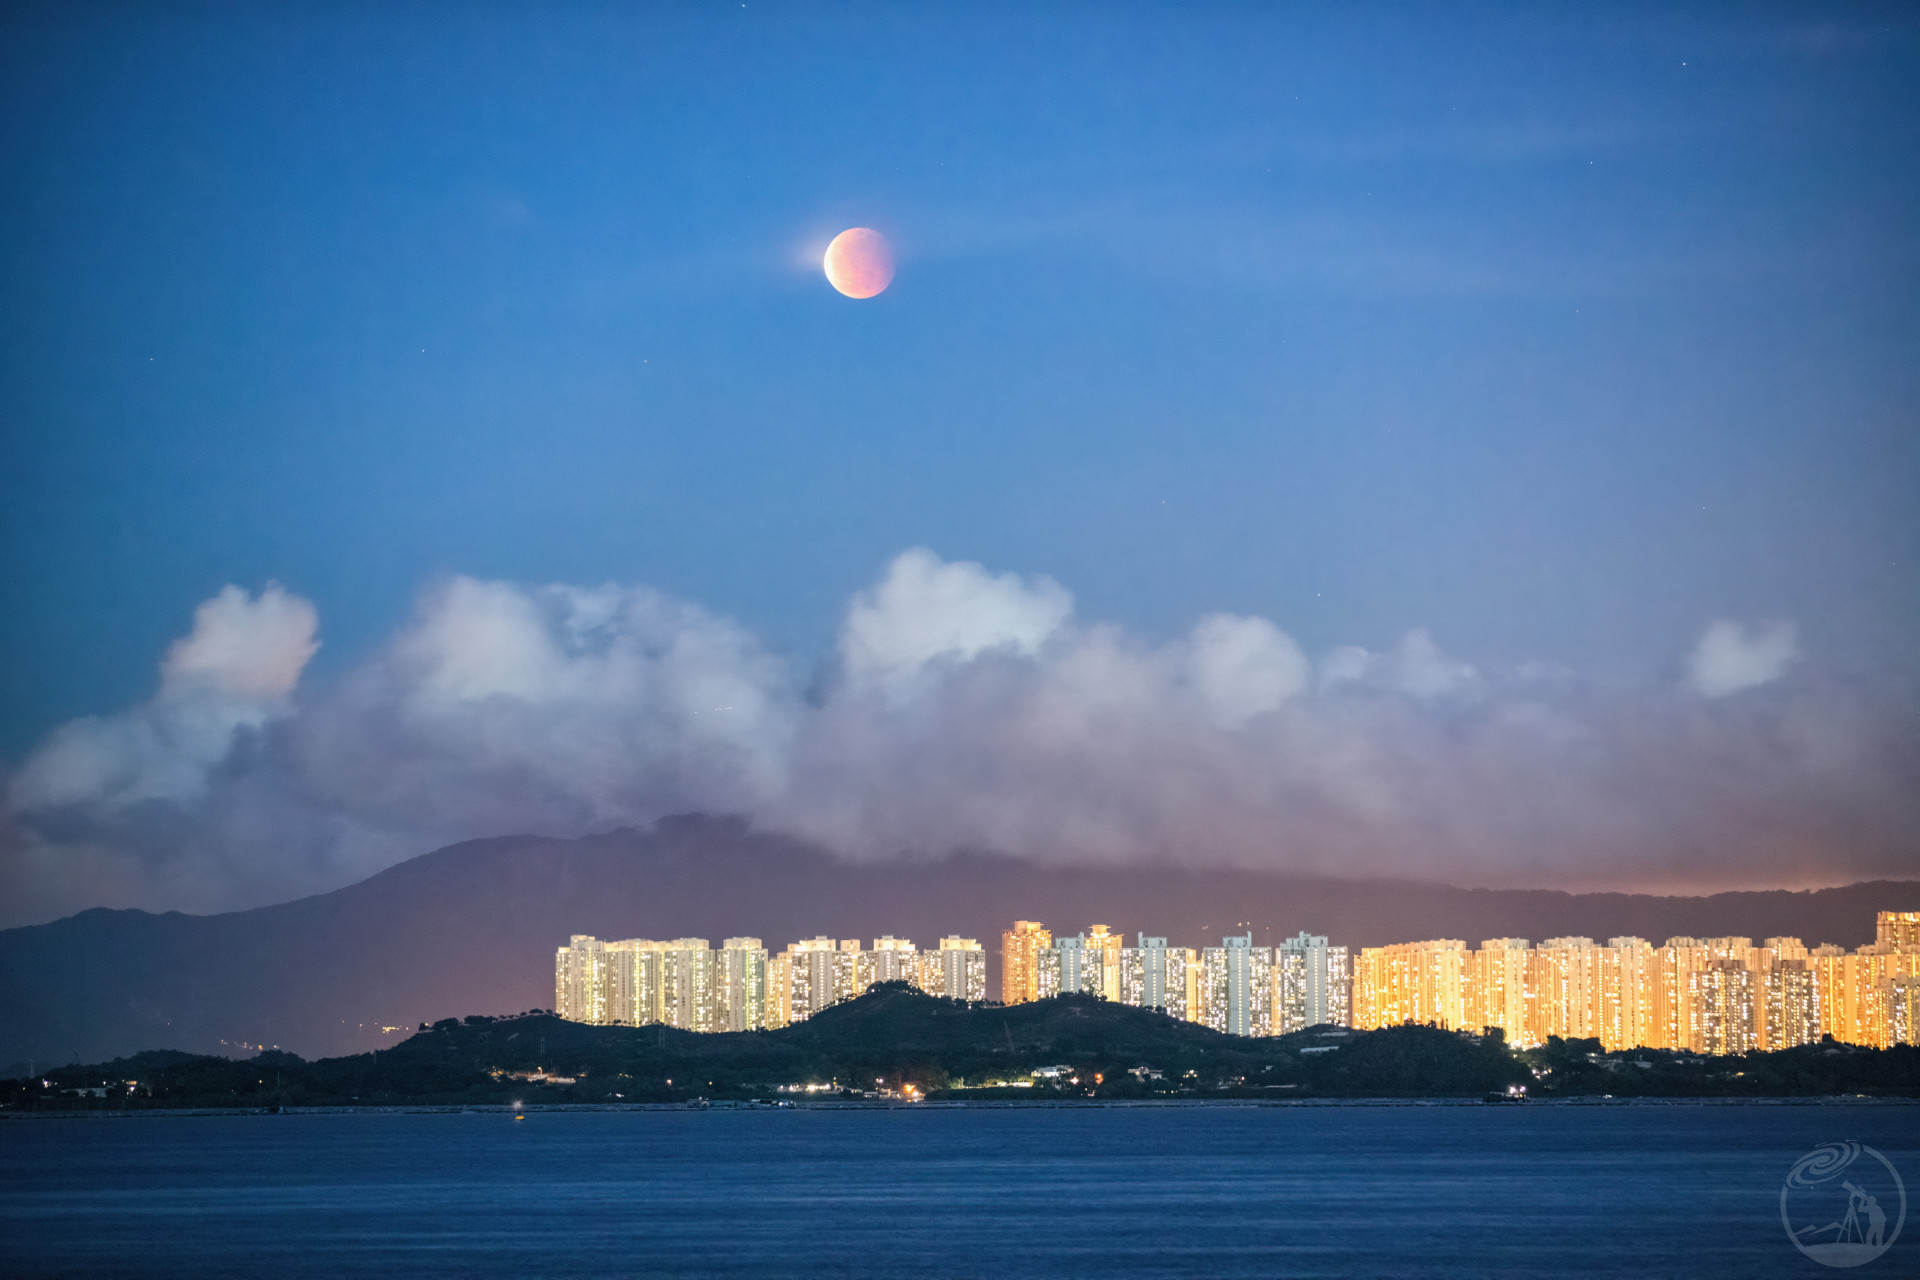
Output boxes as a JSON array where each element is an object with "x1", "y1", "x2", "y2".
[{"x1": 3, "y1": 1101, "x2": 1915, "y2": 1278}]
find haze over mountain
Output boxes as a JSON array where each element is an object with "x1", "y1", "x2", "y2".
[
  {"x1": 3, "y1": 815, "x2": 1913, "y2": 1070},
  {"x1": 6, "y1": 551, "x2": 1915, "y2": 932}
]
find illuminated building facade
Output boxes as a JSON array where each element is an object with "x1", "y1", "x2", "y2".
[
  {"x1": 1609, "y1": 937, "x2": 1658, "y2": 1052},
  {"x1": 560, "y1": 931, "x2": 988, "y2": 1031},
  {"x1": 1527, "y1": 937, "x2": 1596, "y2": 1044},
  {"x1": 1276, "y1": 932, "x2": 1351, "y2": 1034},
  {"x1": 1084, "y1": 925, "x2": 1124, "y2": 1001},
  {"x1": 1348, "y1": 913, "x2": 1920, "y2": 1051},
  {"x1": 1880, "y1": 911, "x2": 1920, "y2": 951},
  {"x1": 780, "y1": 937, "x2": 838, "y2": 1025},
  {"x1": 1890, "y1": 976, "x2": 1920, "y2": 1047},
  {"x1": 1198, "y1": 935, "x2": 1273, "y2": 1037},
  {"x1": 870, "y1": 936, "x2": 918, "y2": 986},
  {"x1": 607, "y1": 939, "x2": 663, "y2": 1025},
  {"x1": 1037, "y1": 934, "x2": 1106, "y2": 999},
  {"x1": 1690, "y1": 959, "x2": 1756, "y2": 1056},
  {"x1": 1120, "y1": 935, "x2": 1194, "y2": 1019},
  {"x1": 1001, "y1": 920, "x2": 1052, "y2": 1005},
  {"x1": 555, "y1": 935, "x2": 608, "y2": 1024},
  {"x1": 557, "y1": 908, "x2": 1917, "y2": 1047},
  {"x1": 660, "y1": 939, "x2": 714, "y2": 1032},
  {"x1": 1467, "y1": 938, "x2": 1530, "y2": 1046},
  {"x1": 1354, "y1": 940, "x2": 1468, "y2": 1032},
  {"x1": 830, "y1": 939, "x2": 870, "y2": 1007},
  {"x1": 920, "y1": 936, "x2": 988, "y2": 1001},
  {"x1": 1765, "y1": 958, "x2": 1819, "y2": 1050},
  {"x1": 716, "y1": 938, "x2": 769, "y2": 1032}
]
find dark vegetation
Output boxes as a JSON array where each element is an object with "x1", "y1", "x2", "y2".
[{"x1": 4, "y1": 984, "x2": 1915, "y2": 1111}]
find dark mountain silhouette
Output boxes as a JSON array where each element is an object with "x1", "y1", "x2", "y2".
[
  {"x1": 2, "y1": 814, "x2": 1914, "y2": 1066},
  {"x1": 2, "y1": 989, "x2": 1532, "y2": 1105},
  {"x1": 17, "y1": 988, "x2": 1919, "y2": 1108}
]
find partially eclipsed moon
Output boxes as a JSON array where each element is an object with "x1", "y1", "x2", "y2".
[{"x1": 823, "y1": 228, "x2": 894, "y2": 298}]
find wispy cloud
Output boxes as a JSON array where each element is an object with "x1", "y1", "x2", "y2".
[{"x1": 1686, "y1": 619, "x2": 1799, "y2": 697}]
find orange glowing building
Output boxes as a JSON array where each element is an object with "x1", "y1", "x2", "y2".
[{"x1": 1000, "y1": 920, "x2": 1052, "y2": 1005}]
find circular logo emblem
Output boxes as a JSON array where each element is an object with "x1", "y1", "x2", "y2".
[{"x1": 1781, "y1": 1142, "x2": 1905, "y2": 1268}]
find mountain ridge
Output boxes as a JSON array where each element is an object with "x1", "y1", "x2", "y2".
[{"x1": 3, "y1": 814, "x2": 1915, "y2": 1067}]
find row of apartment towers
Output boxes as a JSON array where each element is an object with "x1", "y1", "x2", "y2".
[
  {"x1": 554, "y1": 912, "x2": 1920, "y2": 1051},
  {"x1": 555, "y1": 934, "x2": 991, "y2": 1032},
  {"x1": 999, "y1": 923, "x2": 1351, "y2": 1037},
  {"x1": 1352, "y1": 911, "x2": 1920, "y2": 1055},
  {"x1": 554, "y1": 924, "x2": 1351, "y2": 1038}
]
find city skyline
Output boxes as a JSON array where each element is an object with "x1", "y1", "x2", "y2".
[
  {"x1": 554, "y1": 911, "x2": 1920, "y2": 1054},
  {"x1": 556, "y1": 932, "x2": 990, "y2": 1032}
]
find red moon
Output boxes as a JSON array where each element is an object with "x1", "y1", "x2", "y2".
[{"x1": 823, "y1": 228, "x2": 894, "y2": 298}]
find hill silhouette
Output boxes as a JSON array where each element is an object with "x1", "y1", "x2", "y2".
[
  {"x1": 0, "y1": 984, "x2": 1532, "y2": 1104},
  {"x1": 11, "y1": 985, "x2": 1918, "y2": 1108},
  {"x1": 3, "y1": 815, "x2": 1914, "y2": 1067}
]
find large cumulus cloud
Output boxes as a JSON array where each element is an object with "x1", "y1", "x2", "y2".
[
  {"x1": 3, "y1": 550, "x2": 1915, "y2": 924},
  {"x1": 10, "y1": 584, "x2": 318, "y2": 812}
]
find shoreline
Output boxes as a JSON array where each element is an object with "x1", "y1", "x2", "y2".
[{"x1": 7, "y1": 1094, "x2": 1919, "y2": 1119}]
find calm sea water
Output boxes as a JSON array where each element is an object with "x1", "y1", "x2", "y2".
[{"x1": 2, "y1": 1102, "x2": 1915, "y2": 1278}]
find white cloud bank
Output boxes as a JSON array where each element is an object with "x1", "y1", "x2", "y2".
[
  {"x1": 10, "y1": 585, "x2": 318, "y2": 811},
  {"x1": 4, "y1": 551, "x2": 1914, "y2": 925}
]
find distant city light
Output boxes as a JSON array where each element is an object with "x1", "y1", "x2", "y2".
[{"x1": 542, "y1": 911, "x2": 1920, "y2": 1053}]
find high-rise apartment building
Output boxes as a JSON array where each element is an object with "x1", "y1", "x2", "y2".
[
  {"x1": 1119, "y1": 935, "x2": 1193, "y2": 1019},
  {"x1": 716, "y1": 938, "x2": 768, "y2": 1032},
  {"x1": 1038, "y1": 934, "x2": 1106, "y2": 999},
  {"x1": 764, "y1": 951, "x2": 791, "y2": 1029},
  {"x1": 1810, "y1": 945, "x2": 1854, "y2": 1045},
  {"x1": 1889, "y1": 976, "x2": 1920, "y2": 1047},
  {"x1": 659, "y1": 939, "x2": 714, "y2": 1032},
  {"x1": 831, "y1": 939, "x2": 871, "y2": 1007},
  {"x1": 1690, "y1": 960, "x2": 1757, "y2": 1056},
  {"x1": 1197, "y1": 935, "x2": 1273, "y2": 1037},
  {"x1": 1609, "y1": 938, "x2": 1658, "y2": 1052},
  {"x1": 1234, "y1": 935, "x2": 1276, "y2": 1037},
  {"x1": 555, "y1": 935, "x2": 608, "y2": 1024},
  {"x1": 1275, "y1": 932, "x2": 1351, "y2": 1034},
  {"x1": 1767, "y1": 936, "x2": 1811, "y2": 962},
  {"x1": 871, "y1": 936, "x2": 918, "y2": 986},
  {"x1": 919, "y1": 936, "x2": 988, "y2": 1001},
  {"x1": 1765, "y1": 958, "x2": 1819, "y2": 1050},
  {"x1": 1084, "y1": 924, "x2": 1124, "y2": 1001},
  {"x1": 1655, "y1": 938, "x2": 1708, "y2": 1051},
  {"x1": 606, "y1": 939, "x2": 665, "y2": 1025},
  {"x1": 1879, "y1": 911, "x2": 1920, "y2": 951},
  {"x1": 1324, "y1": 941, "x2": 1352, "y2": 1028},
  {"x1": 1354, "y1": 940, "x2": 1468, "y2": 1031},
  {"x1": 783, "y1": 936, "x2": 839, "y2": 1024},
  {"x1": 1467, "y1": 939, "x2": 1531, "y2": 1046},
  {"x1": 1529, "y1": 937, "x2": 1601, "y2": 1045},
  {"x1": 1001, "y1": 921, "x2": 1051, "y2": 1004}
]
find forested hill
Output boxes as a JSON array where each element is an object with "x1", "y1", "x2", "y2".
[{"x1": 8, "y1": 985, "x2": 1919, "y2": 1110}]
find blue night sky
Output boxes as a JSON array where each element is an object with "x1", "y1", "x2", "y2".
[{"x1": 2, "y1": 4, "x2": 1916, "y2": 919}]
